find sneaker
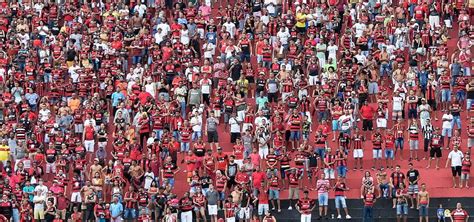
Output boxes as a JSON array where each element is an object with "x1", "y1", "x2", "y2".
[
  {"x1": 272, "y1": 207, "x2": 275, "y2": 211},
  {"x1": 337, "y1": 215, "x2": 342, "y2": 219},
  {"x1": 288, "y1": 206, "x2": 292, "y2": 210},
  {"x1": 346, "y1": 215, "x2": 352, "y2": 219},
  {"x1": 278, "y1": 209, "x2": 281, "y2": 212}
]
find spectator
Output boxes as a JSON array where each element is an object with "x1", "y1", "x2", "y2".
[
  {"x1": 406, "y1": 163, "x2": 420, "y2": 209},
  {"x1": 363, "y1": 189, "x2": 376, "y2": 222},
  {"x1": 395, "y1": 182, "x2": 409, "y2": 222},
  {"x1": 417, "y1": 183, "x2": 430, "y2": 222},
  {"x1": 316, "y1": 172, "x2": 330, "y2": 220},
  {"x1": 450, "y1": 202, "x2": 470, "y2": 222},
  {"x1": 446, "y1": 145, "x2": 465, "y2": 188},
  {"x1": 334, "y1": 176, "x2": 351, "y2": 219},
  {"x1": 296, "y1": 190, "x2": 315, "y2": 222},
  {"x1": 461, "y1": 155, "x2": 471, "y2": 188}
]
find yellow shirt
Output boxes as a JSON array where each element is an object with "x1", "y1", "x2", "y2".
[
  {"x1": 0, "y1": 145, "x2": 10, "y2": 161},
  {"x1": 296, "y1": 13, "x2": 307, "y2": 28},
  {"x1": 68, "y1": 98, "x2": 81, "y2": 112}
]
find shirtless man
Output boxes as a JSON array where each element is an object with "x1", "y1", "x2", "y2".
[
  {"x1": 368, "y1": 64, "x2": 379, "y2": 103},
  {"x1": 376, "y1": 168, "x2": 390, "y2": 198},
  {"x1": 392, "y1": 63, "x2": 405, "y2": 86},
  {"x1": 88, "y1": 158, "x2": 103, "y2": 180},
  {"x1": 230, "y1": 186, "x2": 242, "y2": 204},
  {"x1": 417, "y1": 183, "x2": 430, "y2": 222},
  {"x1": 129, "y1": 160, "x2": 144, "y2": 187}
]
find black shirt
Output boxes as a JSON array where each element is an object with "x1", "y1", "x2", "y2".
[{"x1": 407, "y1": 169, "x2": 419, "y2": 184}]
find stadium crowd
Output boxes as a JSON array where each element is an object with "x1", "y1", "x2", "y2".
[{"x1": 0, "y1": 0, "x2": 472, "y2": 221}]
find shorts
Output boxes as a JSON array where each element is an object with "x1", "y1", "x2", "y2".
[
  {"x1": 407, "y1": 184, "x2": 419, "y2": 195},
  {"x1": 269, "y1": 189, "x2": 279, "y2": 199},
  {"x1": 332, "y1": 120, "x2": 339, "y2": 131},
  {"x1": 268, "y1": 93, "x2": 278, "y2": 103},
  {"x1": 396, "y1": 203, "x2": 409, "y2": 215},
  {"x1": 239, "y1": 207, "x2": 251, "y2": 219},
  {"x1": 468, "y1": 138, "x2": 474, "y2": 148},
  {"x1": 124, "y1": 208, "x2": 137, "y2": 219},
  {"x1": 419, "y1": 204, "x2": 428, "y2": 217},
  {"x1": 373, "y1": 149, "x2": 382, "y2": 159},
  {"x1": 368, "y1": 82, "x2": 379, "y2": 94},
  {"x1": 34, "y1": 210, "x2": 45, "y2": 220},
  {"x1": 335, "y1": 196, "x2": 347, "y2": 209},
  {"x1": 441, "y1": 89, "x2": 451, "y2": 102},
  {"x1": 289, "y1": 187, "x2": 299, "y2": 199},
  {"x1": 442, "y1": 128, "x2": 452, "y2": 137},
  {"x1": 409, "y1": 140, "x2": 418, "y2": 150},
  {"x1": 318, "y1": 193, "x2": 329, "y2": 206},
  {"x1": 208, "y1": 205, "x2": 218, "y2": 215},
  {"x1": 429, "y1": 148, "x2": 442, "y2": 158},
  {"x1": 452, "y1": 166, "x2": 462, "y2": 176},
  {"x1": 324, "y1": 168, "x2": 335, "y2": 179},
  {"x1": 258, "y1": 204, "x2": 269, "y2": 216},
  {"x1": 74, "y1": 124, "x2": 83, "y2": 133},
  {"x1": 461, "y1": 173, "x2": 470, "y2": 180},
  {"x1": 71, "y1": 191, "x2": 82, "y2": 203},
  {"x1": 385, "y1": 149, "x2": 394, "y2": 159},
  {"x1": 353, "y1": 149, "x2": 363, "y2": 158},
  {"x1": 362, "y1": 119, "x2": 373, "y2": 131},
  {"x1": 290, "y1": 131, "x2": 301, "y2": 140},
  {"x1": 207, "y1": 131, "x2": 219, "y2": 143},
  {"x1": 296, "y1": 26, "x2": 306, "y2": 33}
]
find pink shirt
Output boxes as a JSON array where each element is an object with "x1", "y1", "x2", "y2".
[
  {"x1": 249, "y1": 153, "x2": 260, "y2": 166},
  {"x1": 199, "y1": 6, "x2": 211, "y2": 20}
]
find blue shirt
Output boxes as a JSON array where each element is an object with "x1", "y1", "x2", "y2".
[
  {"x1": 111, "y1": 92, "x2": 125, "y2": 107},
  {"x1": 109, "y1": 202, "x2": 123, "y2": 218},
  {"x1": 23, "y1": 186, "x2": 35, "y2": 201}
]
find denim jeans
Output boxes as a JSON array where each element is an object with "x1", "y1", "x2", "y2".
[
  {"x1": 363, "y1": 206, "x2": 373, "y2": 222},
  {"x1": 451, "y1": 115, "x2": 461, "y2": 129}
]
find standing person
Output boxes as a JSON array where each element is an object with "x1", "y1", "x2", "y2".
[
  {"x1": 407, "y1": 120, "x2": 420, "y2": 161},
  {"x1": 390, "y1": 166, "x2": 406, "y2": 208},
  {"x1": 206, "y1": 111, "x2": 220, "y2": 151},
  {"x1": 296, "y1": 190, "x2": 315, "y2": 222},
  {"x1": 360, "y1": 101, "x2": 375, "y2": 137},
  {"x1": 268, "y1": 173, "x2": 281, "y2": 212},
  {"x1": 451, "y1": 203, "x2": 470, "y2": 221},
  {"x1": 467, "y1": 117, "x2": 474, "y2": 151},
  {"x1": 179, "y1": 192, "x2": 194, "y2": 222},
  {"x1": 109, "y1": 197, "x2": 124, "y2": 222},
  {"x1": 406, "y1": 163, "x2": 420, "y2": 209},
  {"x1": 427, "y1": 128, "x2": 443, "y2": 169},
  {"x1": 316, "y1": 172, "x2": 330, "y2": 220},
  {"x1": 395, "y1": 182, "x2": 409, "y2": 222},
  {"x1": 441, "y1": 111, "x2": 454, "y2": 148},
  {"x1": 334, "y1": 176, "x2": 352, "y2": 219},
  {"x1": 352, "y1": 128, "x2": 365, "y2": 170},
  {"x1": 206, "y1": 184, "x2": 219, "y2": 222},
  {"x1": 385, "y1": 131, "x2": 396, "y2": 170},
  {"x1": 446, "y1": 146, "x2": 464, "y2": 188},
  {"x1": 461, "y1": 155, "x2": 471, "y2": 188},
  {"x1": 417, "y1": 183, "x2": 430, "y2": 222},
  {"x1": 422, "y1": 118, "x2": 434, "y2": 160},
  {"x1": 371, "y1": 129, "x2": 384, "y2": 170},
  {"x1": 224, "y1": 195, "x2": 237, "y2": 222},
  {"x1": 363, "y1": 189, "x2": 376, "y2": 222}
]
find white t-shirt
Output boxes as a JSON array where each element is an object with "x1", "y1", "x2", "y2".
[
  {"x1": 327, "y1": 45, "x2": 338, "y2": 58},
  {"x1": 277, "y1": 30, "x2": 290, "y2": 45},
  {"x1": 448, "y1": 150, "x2": 464, "y2": 167},
  {"x1": 229, "y1": 117, "x2": 241, "y2": 133},
  {"x1": 190, "y1": 116, "x2": 202, "y2": 132},
  {"x1": 33, "y1": 195, "x2": 45, "y2": 210},
  {"x1": 156, "y1": 23, "x2": 171, "y2": 36},
  {"x1": 223, "y1": 22, "x2": 236, "y2": 37},
  {"x1": 393, "y1": 96, "x2": 403, "y2": 111},
  {"x1": 200, "y1": 79, "x2": 212, "y2": 94},
  {"x1": 353, "y1": 23, "x2": 366, "y2": 38},
  {"x1": 338, "y1": 115, "x2": 353, "y2": 131},
  {"x1": 442, "y1": 114, "x2": 453, "y2": 129}
]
